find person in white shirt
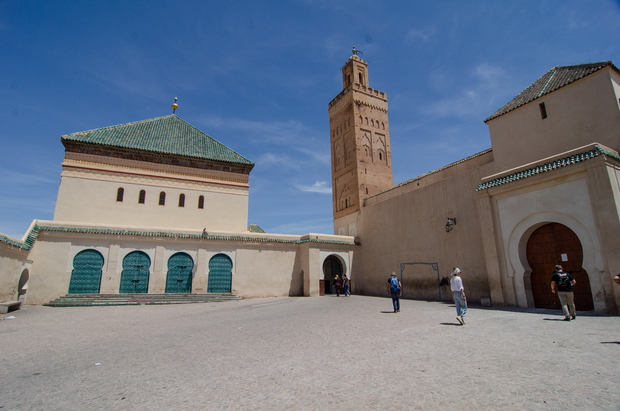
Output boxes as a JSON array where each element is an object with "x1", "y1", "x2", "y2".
[{"x1": 451, "y1": 268, "x2": 467, "y2": 325}]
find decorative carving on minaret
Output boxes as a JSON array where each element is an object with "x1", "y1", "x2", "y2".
[{"x1": 328, "y1": 52, "x2": 394, "y2": 225}]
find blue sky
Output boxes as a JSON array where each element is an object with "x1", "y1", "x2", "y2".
[{"x1": 2, "y1": 0, "x2": 620, "y2": 239}]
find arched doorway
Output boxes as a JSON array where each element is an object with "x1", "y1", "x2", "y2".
[
  {"x1": 68, "y1": 250, "x2": 104, "y2": 294},
  {"x1": 322, "y1": 255, "x2": 343, "y2": 295},
  {"x1": 166, "y1": 252, "x2": 194, "y2": 293},
  {"x1": 120, "y1": 251, "x2": 151, "y2": 293},
  {"x1": 527, "y1": 223, "x2": 594, "y2": 310},
  {"x1": 208, "y1": 254, "x2": 233, "y2": 293}
]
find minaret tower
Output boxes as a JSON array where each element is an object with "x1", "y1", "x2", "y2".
[{"x1": 328, "y1": 50, "x2": 393, "y2": 236}]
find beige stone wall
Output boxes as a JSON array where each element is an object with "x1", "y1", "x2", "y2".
[
  {"x1": 353, "y1": 151, "x2": 495, "y2": 303},
  {"x1": 487, "y1": 68, "x2": 620, "y2": 172},
  {"x1": 22, "y1": 223, "x2": 357, "y2": 304},
  {"x1": 0, "y1": 241, "x2": 31, "y2": 302},
  {"x1": 54, "y1": 174, "x2": 249, "y2": 232}
]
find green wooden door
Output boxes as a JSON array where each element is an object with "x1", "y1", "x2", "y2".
[
  {"x1": 120, "y1": 251, "x2": 151, "y2": 293},
  {"x1": 166, "y1": 253, "x2": 194, "y2": 293},
  {"x1": 69, "y1": 249, "x2": 104, "y2": 294},
  {"x1": 208, "y1": 254, "x2": 233, "y2": 293}
]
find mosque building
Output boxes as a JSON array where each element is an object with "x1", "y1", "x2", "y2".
[{"x1": 1, "y1": 54, "x2": 620, "y2": 314}]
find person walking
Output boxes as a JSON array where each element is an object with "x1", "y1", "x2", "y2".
[
  {"x1": 343, "y1": 274, "x2": 351, "y2": 296},
  {"x1": 387, "y1": 272, "x2": 402, "y2": 312},
  {"x1": 333, "y1": 275, "x2": 342, "y2": 297},
  {"x1": 551, "y1": 264, "x2": 577, "y2": 321},
  {"x1": 451, "y1": 268, "x2": 467, "y2": 325}
]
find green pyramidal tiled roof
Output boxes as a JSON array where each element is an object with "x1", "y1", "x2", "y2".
[
  {"x1": 485, "y1": 61, "x2": 619, "y2": 123},
  {"x1": 62, "y1": 115, "x2": 254, "y2": 166}
]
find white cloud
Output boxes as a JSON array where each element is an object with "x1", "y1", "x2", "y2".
[
  {"x1": 255, "y1": 152, "x2": 300, "y2": 170},
  {"x1": 405, "y1": 27, "x2": 436, "y2": 43},
  {"x1": 294, "y1": 181, "x2": 332, "y2": 194}
]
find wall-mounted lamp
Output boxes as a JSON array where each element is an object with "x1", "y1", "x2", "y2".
[{"x1": 446, "y1": 218, "x2": 457, "y2": 232}]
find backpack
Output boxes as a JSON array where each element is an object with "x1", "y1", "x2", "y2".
[
  {"x1": 389, "y1": 277, "x2": 400, "y2": 292},
  {"x1": 557, "y1": 272, "x2": 571, "y2": 287}
]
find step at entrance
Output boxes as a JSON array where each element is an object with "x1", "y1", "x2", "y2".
[{"x1": 44, "y1": 293, "x2": 241, "y2": 307}]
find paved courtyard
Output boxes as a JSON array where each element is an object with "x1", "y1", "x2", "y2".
[{"x1": 0, "y1": 296, "x2": 618, "y2": 410}]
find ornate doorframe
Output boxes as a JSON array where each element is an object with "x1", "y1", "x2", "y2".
[{"x1": 506, "y1": 212, "x2": 604, "y2": 311}]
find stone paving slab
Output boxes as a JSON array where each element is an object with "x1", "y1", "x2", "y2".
[{"x1": 0, "y1": 296, "x2": 618, "y2": 410}]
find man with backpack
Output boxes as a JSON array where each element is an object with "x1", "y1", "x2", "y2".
[
  {"x1": 387, "y1": 272, "x2": 402, "y2": 312},
  {"x1": 550, "y1": 264, "x2": 577, "y2": 321}
]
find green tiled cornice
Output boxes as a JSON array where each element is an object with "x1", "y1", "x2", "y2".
[
  {"x1": 16, "y1": 224, "x2": 355, "y2": 247},
  {"x1": 62, "y1": 115, "x2": 254, "y2": 166},
  {"x1": 476, "y1": 146, "x2": 616, "y2": 191},
  {"x1": 0, "y1": 234, "x2": 30, "y2": 250}
]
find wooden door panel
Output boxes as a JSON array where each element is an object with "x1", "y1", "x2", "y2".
[{"x1": 527, "y1": 223, "x2": 594, "y2": 311}]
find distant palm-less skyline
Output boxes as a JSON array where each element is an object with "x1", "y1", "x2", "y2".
[{"x1": 2, "y1": 0, "x2": 620, "y2": 239}]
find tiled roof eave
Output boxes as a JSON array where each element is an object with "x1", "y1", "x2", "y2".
[
  {"x1": 485, "y1": 62, "x2": 620, "y2": 123},
  {"x1": 476, "y1": 145, "x2": 620, "y2": 191},
  {"x1": 63, "y1": 140, "x2": 254, "y2": 168},
  {"x1": 61, "y1": 115, "x2": 254, "y2": 166},
  {"x1": 18, "y1": 225, "x2": 356, "y2": 247}
]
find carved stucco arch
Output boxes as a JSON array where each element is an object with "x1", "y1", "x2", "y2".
[{"x1": 507, "y1": 211, "x2": 605, "y2": 311}]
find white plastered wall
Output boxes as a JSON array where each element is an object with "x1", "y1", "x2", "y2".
[
  {"x1": 54, "y1": 175, "x2": 249, "y2": 232},
  {"x1": 496, "y1": 177, "x2": 607, "y2": 312}
]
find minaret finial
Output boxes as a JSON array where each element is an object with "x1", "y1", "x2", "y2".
[
  {"x1": 172, "y1": 97, "x2": 178, "y2": 114},
  {"x1": 352, "y1": 46, "x2": 362, "y2": 56}
]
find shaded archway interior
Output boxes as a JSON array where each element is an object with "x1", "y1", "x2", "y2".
[{"x1": 322, "y1": 255, "x2": 343, "y2": 295}]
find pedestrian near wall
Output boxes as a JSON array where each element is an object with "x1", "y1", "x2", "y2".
[
  {"x1": 551, "y1": 264, "x2": 577, "y2": 321},
  {"x1": 387, "y1": 272, "x2": 402, "y2": 312},
  {"x1": 343, "y1": 274, "x2": 350, "y2": 296},
  {"x1": 451, "y1": 268, "x2": 467, "y2": 325},
  {"x1": 334, "y1": 275, "x2": 342, "y2": 297}
]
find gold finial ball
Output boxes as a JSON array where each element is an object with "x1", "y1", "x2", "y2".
[{"x1": 172, "y1": 103, "x2": 179, "y2": 110}]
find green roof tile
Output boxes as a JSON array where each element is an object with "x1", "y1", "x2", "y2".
[{"x1": 62, "y1": 115, "x2": 254, "y2": 166}]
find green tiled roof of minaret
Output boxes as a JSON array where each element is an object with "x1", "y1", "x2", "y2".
[{"x1": 61, "y1": 114, "x2": 254, "y2": 166}]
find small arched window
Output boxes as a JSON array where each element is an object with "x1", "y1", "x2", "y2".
[
  {"x1": 178, "y1": 194, "x2": 185, "y2": 207},
  {"x1": 116, "y1": 187, "x2": 124, "y2": 202},
  {"x1": 159, "y1": 192, "x2": 166, "y2": 206},
  {"x1": 198, "y1": 195, "x2": 204, "y2": 209},
  {"x1": 358, "y1": 73, "x2": 363, "y2": 85},
  {"x1": 138, "y1": 190, "x2": 146, "y2": 204}
]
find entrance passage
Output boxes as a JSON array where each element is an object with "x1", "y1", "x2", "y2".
[
  {"x1": 527, "y1": 223, "x2": 594, "y2": 311},
  {"x1": 208, "y1": 254, "x2": 233, "y2": 293},
  {"x1": 322, "y1": 255, "x2": 343, "y2": 295},
  {"x1": 166, "y1": 252, "x2": 194, "y2": 293},
  {"x1": 120, "y1": 251, "x2": 151, "y2": 293},
  {"x1": 69, "y1": 249, "x2": 104, "y2": 294}
]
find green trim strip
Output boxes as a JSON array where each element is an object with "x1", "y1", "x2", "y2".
[{"x1": 476, "y1": 145, "x2": 619, "y2": 191}]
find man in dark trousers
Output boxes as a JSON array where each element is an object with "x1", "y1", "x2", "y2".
[
  {"x1": 387, "y1": 272, "x2": 402, "y2": 313},
  {"x1": 551, "y1": 264, "x2": 577, "y2": 321}
]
